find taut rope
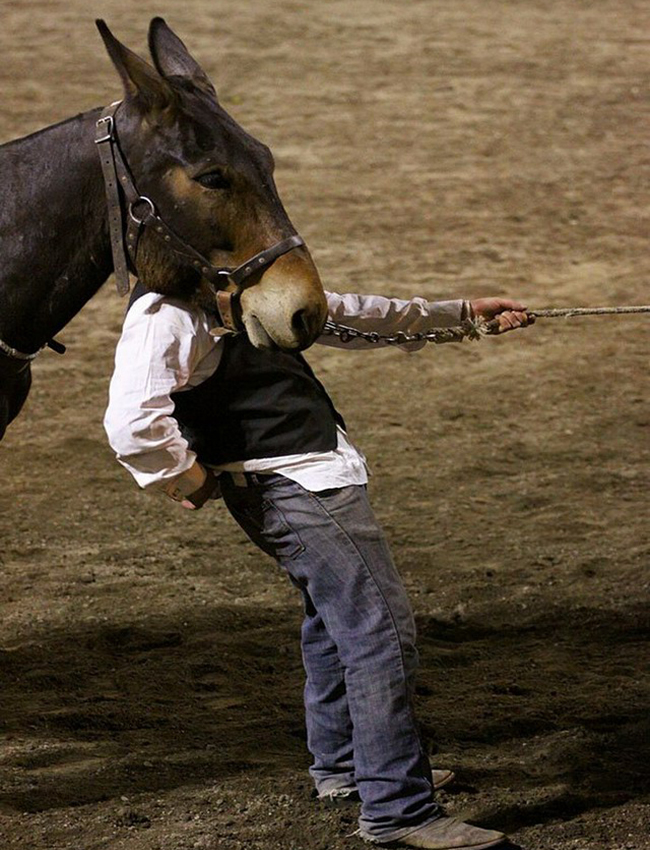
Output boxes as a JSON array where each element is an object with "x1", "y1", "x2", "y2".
[
  {"x1": 531, "y1": 306, "x2": 650, "y2": 319},
  {"x1": 321, "y1": 305, "x2": 650, "y2": 347}
]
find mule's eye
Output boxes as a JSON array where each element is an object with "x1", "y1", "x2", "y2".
[{"x1": 195, "y1": 170, "x2": 230, "y2": 190}]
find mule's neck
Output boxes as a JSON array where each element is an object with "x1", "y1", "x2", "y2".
[{"x1": 0, "y1": 107, "x2": 115, "y2": 352}]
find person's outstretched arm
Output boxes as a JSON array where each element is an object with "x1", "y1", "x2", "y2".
[{"x1": 318, "y1": 292, "x2": 531, "y2": 350}]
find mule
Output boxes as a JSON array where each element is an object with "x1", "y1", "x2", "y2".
[{"x1": 0, "y1": 17, "x2": 327, "y2": 440}]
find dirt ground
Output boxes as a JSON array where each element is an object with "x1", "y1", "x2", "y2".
[{"x1": 1, "y1": 0, "x2": 649, "y2": 848}]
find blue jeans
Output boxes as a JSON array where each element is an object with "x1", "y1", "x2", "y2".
[{"x1": 220, "y1": 472, "x2": 440, "y2": 840}]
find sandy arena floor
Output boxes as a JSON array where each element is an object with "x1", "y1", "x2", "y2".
[{"x1": 1, "y1": 1, "x2": 649, "y2": 848}]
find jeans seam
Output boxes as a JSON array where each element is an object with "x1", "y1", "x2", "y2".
[
  {"x1": 304, "y1": 488, "x2": 432, "y2": 783},
  {"x1": 303, "y1": 489, "x2": 418, "y2": 732}
]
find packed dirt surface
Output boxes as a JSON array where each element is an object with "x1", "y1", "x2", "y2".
[{"x1": 1, "y1": 1, "x2": 649, "y2": 848}]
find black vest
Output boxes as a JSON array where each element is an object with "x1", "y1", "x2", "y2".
[{"x1": 128, "y1": 284, "x2": 343, "y2": 466}]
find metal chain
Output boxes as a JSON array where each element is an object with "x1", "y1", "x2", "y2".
[
  {"x1": 0, "y1": 337, "x2": 44, "y2": 360},
  {"x1": 321, "y1": 318, "x2": 489, "y2": 346}
]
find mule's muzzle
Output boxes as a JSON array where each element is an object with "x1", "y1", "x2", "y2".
[
  {"x1": 215, "y1": 282, "x2": 325, "y2": 351},
  {"x1": 240, "y1": 289, "x2": 327, "y2": 352},
  {"x1": 214, "y1": 236, "x2": 326, "y2": 351}
]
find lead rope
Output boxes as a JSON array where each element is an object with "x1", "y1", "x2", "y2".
[
  {"x1": 321, "y1": 305, "x2": 650, "y2": 347},
  {"x1": 528, "y1": 305, "x2": 650, "y2": 319}
]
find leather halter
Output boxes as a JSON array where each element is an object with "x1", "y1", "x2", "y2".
[{"x1": 95, "y1": 102, "x2": 304, "y2": 332}]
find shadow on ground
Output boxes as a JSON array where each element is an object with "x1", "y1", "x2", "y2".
[{"x1": 0, "y1": 603, "x2": 648, "y2": 837}]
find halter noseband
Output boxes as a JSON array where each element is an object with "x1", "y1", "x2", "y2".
[{"x1": 95, "y1": 101, "x2": 304, "y2": 332}]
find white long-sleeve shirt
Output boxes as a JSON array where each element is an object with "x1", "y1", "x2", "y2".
[{"x1": 104, "y1": 291, "x2": 463, "y2": 494}]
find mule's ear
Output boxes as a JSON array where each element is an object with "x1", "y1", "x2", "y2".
[
  {"x1": 148, "y1": 17, "x2": 216, "y2": 97},
  {"x1": 96, "y1": 19, "x2": 175, "y2": 112}
]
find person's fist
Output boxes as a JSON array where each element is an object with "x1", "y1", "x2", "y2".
[
  {"x1": 469, "y1": 298, "x2": 534, "y2": 333},
  {"x1": 181, "y1": 468, "x2": 222, "y2": 510}
]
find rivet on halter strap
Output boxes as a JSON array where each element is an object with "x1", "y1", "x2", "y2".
[{"x1": 94, "y1": 102, "x2": 306, "y2": 332}]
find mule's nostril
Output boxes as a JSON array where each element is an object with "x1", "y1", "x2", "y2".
[
  {"x1": 292, "y1": 308, "x2": 310, "y2": 337},
  {"x1": 290, "y1": 307, "x2": 321, "y2": 350}
]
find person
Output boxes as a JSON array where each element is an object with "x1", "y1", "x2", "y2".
[{"x1": 104, "y1": 285, "x2": 531, "y2": 849}]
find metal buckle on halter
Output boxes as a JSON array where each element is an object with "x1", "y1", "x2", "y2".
[
  {"x1": 213, "y1": 288, "x2": 243, "y2": 334},
  {"x1": 128, "y1": 196, "x2": 156, "y2": 225},
  {"x1": 95, "y1": 115, "x2": 115, "y2": 144}
]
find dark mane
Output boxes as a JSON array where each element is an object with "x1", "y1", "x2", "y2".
[{"x1": 0, "y1": 108, "x2": 103, "y2": 150}]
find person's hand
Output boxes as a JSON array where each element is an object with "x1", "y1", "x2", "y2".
[
  {"x1": 469, "y1": 298, "x2": 534, "y2": 333},
  {"x1": 180, "y1": 468, "x2": 222, "y2": 510}
]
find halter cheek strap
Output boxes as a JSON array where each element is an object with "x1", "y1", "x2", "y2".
[{"x1": 215, "y1": 290, "x2": 240, "y2": 332}]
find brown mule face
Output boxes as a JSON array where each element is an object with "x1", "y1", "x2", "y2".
[{"x1": 97, "y1": 17, "x2": 326, "y2": 351}]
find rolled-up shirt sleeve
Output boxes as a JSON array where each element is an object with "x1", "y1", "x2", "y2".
[
  {"x1": 104, "y1": 296, "x2": 207, "y2": 491},
  {"x1": 318, "y1": 292, "x2": 464, "y2": 351}
]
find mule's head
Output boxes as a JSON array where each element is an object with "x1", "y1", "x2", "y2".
[{"x1": 97, "y1": 18, "x2": 326, "y2": 351}]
